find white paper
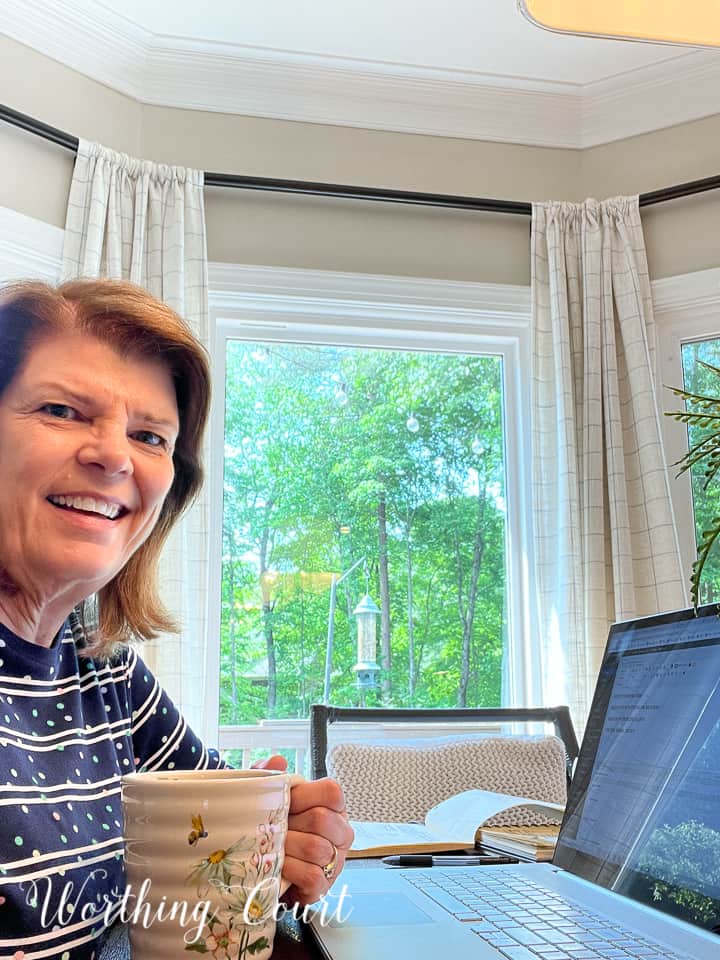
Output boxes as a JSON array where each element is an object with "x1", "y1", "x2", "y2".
[
  {"x1": 350, "y1": 820, "x2": 447, "y2": 850},
  {"x1": 425, "y1": 789, "x2": 564, "y2": 842}
]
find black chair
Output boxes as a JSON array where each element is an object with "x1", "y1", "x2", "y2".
[{"x1": 310, "y1": 704, "x2": 579, "y2": 787}]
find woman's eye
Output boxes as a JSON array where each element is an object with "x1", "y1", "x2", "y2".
[
  {"x1": 41, "y1": 403, "x2": 78, "y2": 420},
  {"x1": 132, "y1": 430, "x2": 168, "y2": 449}
]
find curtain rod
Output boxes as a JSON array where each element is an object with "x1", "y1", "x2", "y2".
[{"x1": 3, "y1": 102, "x2": 720, "y2": 215}]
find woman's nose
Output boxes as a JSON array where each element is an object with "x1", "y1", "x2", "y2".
[{"x1": 77, "y1": 426, "x2": 134, "y2": 476}]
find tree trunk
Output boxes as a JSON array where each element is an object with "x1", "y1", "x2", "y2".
[
  {"x1": 377, "y1": 494, "x2": 392, "y2": 700},
  {"x1": 259, "y1": 502, "x2": 277, "y2": 715},
  {"x1": 457, "y1": 493, "x2": 487, "y2": 706},
  {"x1": 228, "y1": 555, "x2": 239, "y2": 721},
  {"x1": 417, "y1": 571, "x2": 437, "y2": 686},
  {"x1": 222, "y1": 522, "x2": 241, "y2": 722},
  {"x1": 262, "y1": 603, "x2": 277, "y2": 714},
  {"x1": 406, "y1": 536, "x2": 416, "y2": 700},
  {"x1": 299, "y1": 590, "x2": 307, "y2": 716}
]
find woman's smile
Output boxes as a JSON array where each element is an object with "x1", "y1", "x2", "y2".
[
  {"x1": 46, "y1": 493, "x2": 128, "y2": 521},
  {"x1": 44, "y1": 491, "x2": 130, "y2": 536}
]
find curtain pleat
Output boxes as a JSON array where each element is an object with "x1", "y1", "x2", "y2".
[
  {"x1": 61, "y1": 139, "x2": 211, "y2": 739},
  {"x1": 531, "y1": 196, "x2": 686, "y2": 731}
]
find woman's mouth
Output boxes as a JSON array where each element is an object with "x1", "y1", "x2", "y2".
[{"x1": 46, "y1": 494, "x2": 127, "y2": 520}]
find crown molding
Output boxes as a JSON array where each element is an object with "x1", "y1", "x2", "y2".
[
  {"x1": 4, "y1": 0, "x2": 716, "y2": 149},
  {"x1": 147, "y1": 44, "x2": 581, "y2": 149},
  {"x1": 2, "y1": 0, "x2": 580, "y2": 148},
  {"x1": 581, "y1": 50, "x2": 720, "y2": 148},
  {"x1": 2, "y1": 0, "x2": 149, "y2": 100}
]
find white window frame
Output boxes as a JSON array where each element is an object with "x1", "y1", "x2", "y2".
[
  {"x1": 207, "y1": 263, "x2": 538, "y2": 734},
  {"x1": 0, "y1": 207, "x2": 63, "y2": 282},
  {"x1": 655, "y1": 267, "x2": 720, "y2": 590}
]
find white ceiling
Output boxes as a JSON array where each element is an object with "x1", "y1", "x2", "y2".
[
  {"x1": 4, "y1": 0, "x2": 720, "y2": 147},
  {"x1": 109, "y1": 0, "x2": 681, "y2": 85}
]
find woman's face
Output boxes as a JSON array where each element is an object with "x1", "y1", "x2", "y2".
[{"x1": 0, "y1": 330, "x2": 179, "y2": 601}]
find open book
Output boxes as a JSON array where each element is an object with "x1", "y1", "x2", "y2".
[{"x1": 348, "y1": 788, "x2": 564, "y2": 861}]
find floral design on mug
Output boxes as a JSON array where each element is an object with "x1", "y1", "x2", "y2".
[
  {"x1": 186, "y1": 839, "x2": 249, "y2": 891},
  {"x1": 184, "y1": 804, "x2": 286, "y2": 959}
]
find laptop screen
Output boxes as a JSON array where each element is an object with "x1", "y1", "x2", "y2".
[{"x1": 553, "y1": 604, "x2": 720, "y2": 935}]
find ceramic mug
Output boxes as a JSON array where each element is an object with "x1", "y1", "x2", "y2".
[{"x1": 121, "y1": 768, "x2": 291, "y2": 960}]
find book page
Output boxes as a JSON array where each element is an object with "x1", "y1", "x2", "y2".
[
  {"x1": 348, "y1": 820, "x2": 472, "y2": 857},
  {"x1": 348, "y1": 789, "x2": 564, "y2": 856},
  {"x1": 425, "y1": 788, "x2": 564, "y2": 843}
]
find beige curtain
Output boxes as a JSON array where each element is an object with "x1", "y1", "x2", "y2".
[
  {"x1": 61, "y1": 139, "x2": 212, "y2": 739},
  {"x1": 531, "y1": 196, "x2": 686, "y2": 730}
]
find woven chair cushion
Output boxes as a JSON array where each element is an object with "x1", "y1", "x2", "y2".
[{"x1": 326, "y1": 735, "x2": 567, "y2": 823}]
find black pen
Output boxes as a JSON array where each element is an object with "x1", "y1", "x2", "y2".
[{"x1": 382, "y1": 854, "x2": 517, "y2": 867}]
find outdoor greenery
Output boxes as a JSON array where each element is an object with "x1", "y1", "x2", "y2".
[
  {"x1": 637, "y1": 820, "x2": 720, "y2": 926},
  {"x1": 667, "y1": 342, "x2": 720, "y2": 606},
  {"x1": 220, "y1": 342, "x2": 508, "y2": 724}
]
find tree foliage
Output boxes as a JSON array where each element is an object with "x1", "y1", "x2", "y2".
[
  {"x1": 220, "y1": 343, "x2": 507, "y2": 723},
  {"x1": 667, "y1": 344, "x2": 720, "y2": 606},
  {"x1": 637, "y1": 820, "x2": 720, "y2": 925}
]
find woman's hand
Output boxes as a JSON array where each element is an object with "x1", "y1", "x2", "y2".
[{"x1": 253, "y1": 755, "x2": 354, "y2": 904}]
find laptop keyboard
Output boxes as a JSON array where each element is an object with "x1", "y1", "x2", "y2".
[{"x1": 404, "y1": 869, "x2": 683, "y2": 960}]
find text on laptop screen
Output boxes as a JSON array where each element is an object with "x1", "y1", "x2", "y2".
[{"x1": 553, "y1": 605, "x2": 720, "y2": 934}]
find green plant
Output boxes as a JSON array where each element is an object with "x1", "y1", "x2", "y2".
[
  {"x1": 637, "y1": 820, "x2": 720, "y2": 925},
  {"x1": 666, "y1": 359, "x2": 720, "y2": 607}
]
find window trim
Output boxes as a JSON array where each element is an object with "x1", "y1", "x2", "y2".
[
  {"x1": 0, "y1": 206, "x2": 63, "y2": 282},
  {"x1": 655, "y1": 267, "x2": 720, "y2": 593},
  {"x1": 207, "y1": 263, "x2": 537, "y2": 731}
]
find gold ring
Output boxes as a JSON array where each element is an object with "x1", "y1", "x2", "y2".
[{"x1": 322, "y1": 842, "x2": 339, "y2": 880}]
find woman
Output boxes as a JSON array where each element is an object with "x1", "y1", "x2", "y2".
[{"x1": 0, "y1": 279, "x2": 353, "y2": 959}]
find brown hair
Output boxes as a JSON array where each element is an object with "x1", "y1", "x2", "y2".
[{"x1": 0, "y1": 278, "x2": 211, "y2": 656}]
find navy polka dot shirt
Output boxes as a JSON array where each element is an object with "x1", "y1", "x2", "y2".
[{"x1": 0, "y1": 618, "x2": 223, "y2": 959}]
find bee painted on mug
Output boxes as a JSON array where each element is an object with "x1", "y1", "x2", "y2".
[{"x1": 188, "y1": 813, "x2": 208, "y2": 846}]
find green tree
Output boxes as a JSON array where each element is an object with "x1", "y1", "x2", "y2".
[
  {"x1": 220, "y1": 341, "x2": 508, "y2": 721},
  {"x1": 638, "y1": 820, "x2": 720, "y2": 925}
]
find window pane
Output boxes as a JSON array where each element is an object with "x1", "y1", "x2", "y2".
[
  {"x1": 221, "y1": 341, "x2": 508, "y2": 722},
  {"x1": 681, "y1": 337, "x2": 720, "y2": 603}
]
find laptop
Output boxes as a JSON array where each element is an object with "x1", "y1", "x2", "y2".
[{"x1": 310, "y1": 605, "x2": 720, "y2": 960}]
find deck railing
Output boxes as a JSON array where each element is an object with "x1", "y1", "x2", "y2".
[{"x1": 218, "y1": 717, "x2": 507, "y2": 776}]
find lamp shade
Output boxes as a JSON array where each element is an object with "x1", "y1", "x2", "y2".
[{"x1": 518, "y1": 0, "x2": 720, "y2": 47}]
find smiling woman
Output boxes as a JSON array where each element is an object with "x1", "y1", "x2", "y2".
[
  {"x1": 0, "y1": 279, "x2": 354, "y2": 960},
  {"x1": 0, "y1": 279, "x2": 209, "y2": 653}
]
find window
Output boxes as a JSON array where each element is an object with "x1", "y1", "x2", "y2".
[
  {"x1": 208, "y1": 266, "x2": 534, "y2": 728},
  {"x1": 678, "y1": 336, "x2": 720, "y2": 603},
  {"x1": 221, "y1": 340, "x2": 507, "y2": 722},
  {"x1": 656, "y1": 269, "x2": 720, "y2": 603}
]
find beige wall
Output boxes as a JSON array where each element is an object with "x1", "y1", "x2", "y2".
[
  {"x1": 580, "y1": 116, "x2": 720, "y2": 279},
  {"x1": 141, "y1": 105, "x2": 580, "y2": 283},
  {"x1": 2, "y1": 35, "x2": 719, "y2": 283},
  {"x1": 0, "y1": 37, "x2": 140, "y2": 228},
  {"x1": 143, "y1": 107, "x2": 579, "y2": 283}
]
